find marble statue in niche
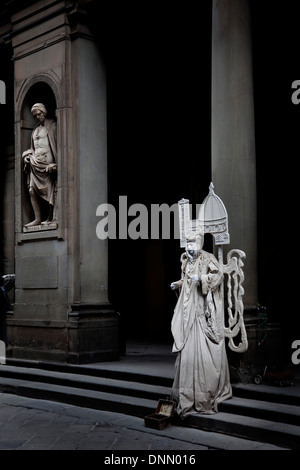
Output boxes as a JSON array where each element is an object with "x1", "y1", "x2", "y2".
[{"x1": 22, "y1": 103, "x2": 57, "y2": 228}]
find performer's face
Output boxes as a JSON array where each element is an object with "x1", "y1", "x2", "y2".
[
  {"x1": 34, "y1": 111, "x2": 45, "y2": 124},
  {"x1": 187, "y1": 241, "x2": 197, "y2": 258}
]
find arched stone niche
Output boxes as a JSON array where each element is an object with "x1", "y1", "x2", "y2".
[
  {"x1": 15, "y1": 76, "x2": 64, "y2": 243},
  {"x1": 20, "y1": 82, "x2": 57, "y2": 228}
]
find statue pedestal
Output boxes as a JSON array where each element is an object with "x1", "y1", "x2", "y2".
[{"x1": 23, "y1": 222, "x2": 58, "y2": 232}]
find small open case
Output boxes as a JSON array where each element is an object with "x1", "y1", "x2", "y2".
[{"x1": 144, "y1": 398, "x2": 176, "y2": 430}]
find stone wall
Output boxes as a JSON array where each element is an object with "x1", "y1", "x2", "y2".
[{"x1": 3, "y1": 0, "x2": 118, "y2": 362}]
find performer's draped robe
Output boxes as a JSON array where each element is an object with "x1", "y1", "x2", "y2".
[{"x1": 171, "y1": 250, "x2": 232, "y2": 418}]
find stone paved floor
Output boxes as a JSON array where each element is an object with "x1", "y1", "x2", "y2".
[
  {"x1": 0, "y1": 392, "x2": 285, "y2": 452},
  {"x1": 0, "y1": 393, "x2": 208, "y2": 451}
]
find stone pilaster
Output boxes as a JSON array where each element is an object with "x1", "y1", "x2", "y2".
[
  {"x1": 4, "y1": 0, "x2": 118, "y2": 363},
  {"x1": 211, "y1": 0, "x2": 282, "y2": 378}
]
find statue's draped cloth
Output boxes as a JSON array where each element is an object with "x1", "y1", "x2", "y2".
[
  {"x1": 26, "y1": 118, "x2": 57, "y2": 206},
  {"x1": 171, "y1": 250, "x2": 232, "y2": 418}
]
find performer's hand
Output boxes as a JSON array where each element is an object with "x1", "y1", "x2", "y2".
[{"x1": 170, "y1": 282, "x2": 178, "y2": 290}]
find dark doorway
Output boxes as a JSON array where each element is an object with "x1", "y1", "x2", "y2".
[
  {"x1": 105, "y1": 3, "x2": 213, "y2": 342},
  {"x1": 0, "y1": 41, "x2": 14, "y2": 278},
  {"x1": 250, "y1": 2, "x2": 300, "y2": 359}
]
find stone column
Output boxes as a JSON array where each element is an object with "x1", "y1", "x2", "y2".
[
  {"x1": 211, "y1": 0, "x2": 257, "y2": 313},
  {"x1": 67, "y1": 11, "x2": 119, "y2": 363},
  {"x1": 211, "y1": 1, "x2": 284, "y2": 378}
]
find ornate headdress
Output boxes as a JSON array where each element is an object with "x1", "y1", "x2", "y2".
[{"x1": 178, "y1": 182, "x2": 230, "y2": 249}]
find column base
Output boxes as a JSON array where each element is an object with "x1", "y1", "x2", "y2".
[
  {"x1": 6, "y1": 303, "x2": 120, "y2": 364},
  {"x1": 227, "y1": 312, "x2": 284, "y2": 383},
  {"x1": 67, "y1": 303, "x2": 119, "y2": 364}
]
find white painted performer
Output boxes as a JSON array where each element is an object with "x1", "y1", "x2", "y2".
[{"x1": 170, "y1": 184, "x2": 247, "y2": 418}]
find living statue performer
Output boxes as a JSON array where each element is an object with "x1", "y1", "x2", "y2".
[
  {"x1": 170, "y1": 234, "x2": 232, "y2": 417},
  {"x1": 22, "y1": 103, "x2": 57, "y2": 227}
]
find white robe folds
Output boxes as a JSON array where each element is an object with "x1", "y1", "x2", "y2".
[
  {"x1": 171, "y1": 250, "x2": 232, "y2": 418},
  {"x1": 26, "y1": 119, "x2": 57, "y2": 206}
]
